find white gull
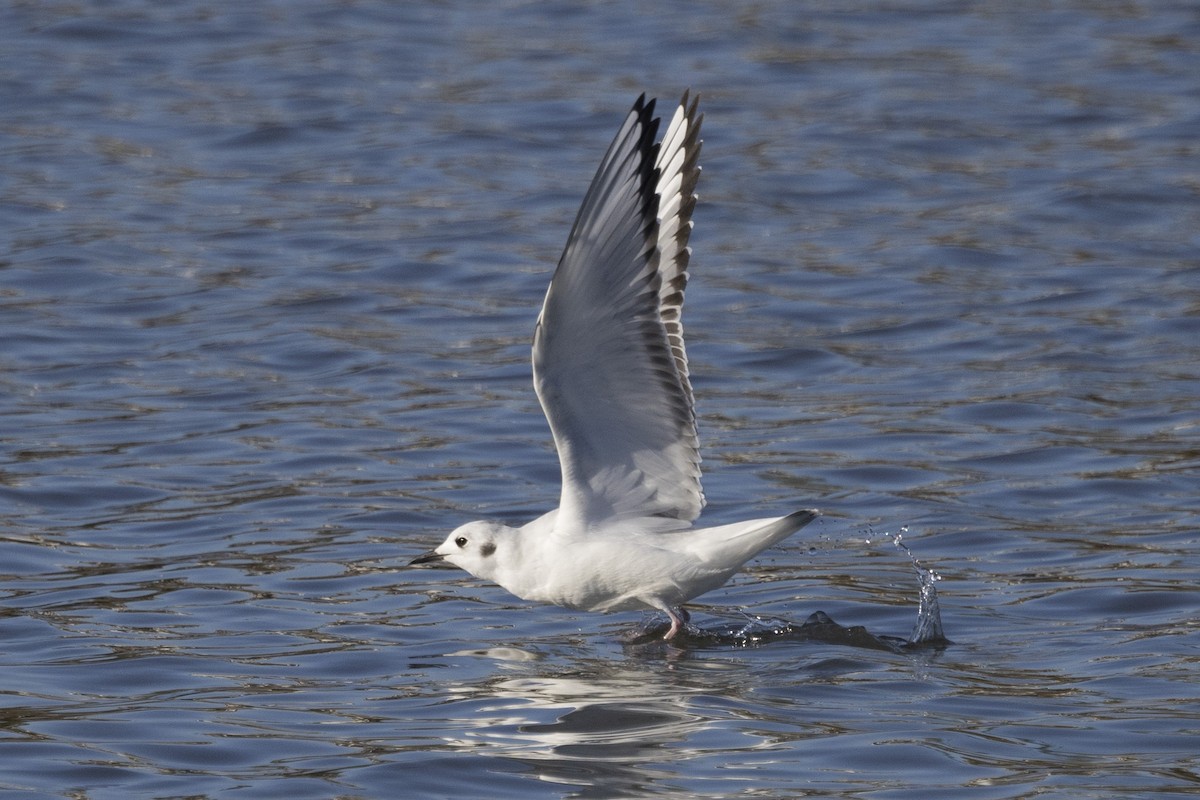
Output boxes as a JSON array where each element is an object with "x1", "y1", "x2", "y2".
[{"x1": 410, "y1": 92, "x2": 819, "y2": 639}]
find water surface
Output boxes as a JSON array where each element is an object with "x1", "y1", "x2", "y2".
[{"x1": 2, "y1": 1, "x2": 1198, "y2": 797}]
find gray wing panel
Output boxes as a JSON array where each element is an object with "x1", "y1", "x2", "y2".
[{"x1": 532, "y1": 94, "x2": 704, "y2": 527}]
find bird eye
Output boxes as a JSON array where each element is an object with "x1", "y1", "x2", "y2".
[{"x1": 455, "y1": 536, "x2": 468, "y2": 548}]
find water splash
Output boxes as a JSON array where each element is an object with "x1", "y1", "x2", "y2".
[
  {"x1": 627, "y1": 526, "x2": 949, "y2": 650},
  {"x1": 891, "y1": 528, "x2": 948, "y2": 645}
]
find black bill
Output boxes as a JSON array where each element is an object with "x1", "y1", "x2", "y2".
[{"x1": 408, "y1": 549, "x2": 446, "y2": 567}]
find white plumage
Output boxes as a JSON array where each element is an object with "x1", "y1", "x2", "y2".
[{"x1": 410, "y1": 93, "x2": 818, "y2": 639}]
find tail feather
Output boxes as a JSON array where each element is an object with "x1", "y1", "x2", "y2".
[
  {"x1": 693, "y1": 508, "x2": 820, "y2": 567},
  {"x1": 747, "y1": 509, "x2": 820, "y2": 550}
]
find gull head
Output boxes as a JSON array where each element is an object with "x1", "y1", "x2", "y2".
[{"x1": 408, "y1": 520, "x2": 513, "y2": 581}]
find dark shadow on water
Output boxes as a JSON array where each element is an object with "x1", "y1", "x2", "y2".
[
  {"x1": 624, "y1": 609, "x2": 948, "y2": 653},
  {"x1": 624, "y1": 541, "x2": 951, "y2": 653}
]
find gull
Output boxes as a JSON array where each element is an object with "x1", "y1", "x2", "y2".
[{"x1": 410, "y1": 92, "x2": 819, "y2": 639}]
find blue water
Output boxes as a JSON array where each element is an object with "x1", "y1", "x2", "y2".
[{"x1": 2, "y1": 1, "x2": 1198, "y2": 797}]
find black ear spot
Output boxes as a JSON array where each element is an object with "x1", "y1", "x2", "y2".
[
  {"x1": 480, "y1": 542, "x2": 496, "y2": 558},
  {"x1": 455, "y1": 536, "x2": 468, "y2": 548}
]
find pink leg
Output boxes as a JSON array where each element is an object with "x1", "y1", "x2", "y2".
[
  {"x1": 662, "y1": 606, "x2": 690, "y2": 640},
  {"x1": 664, "y1": 610, "x2": 682, "y2": 640}
]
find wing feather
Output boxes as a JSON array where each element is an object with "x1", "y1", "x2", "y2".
[{"x1": 532, "y1": 93, "x2": 705, "y2": 528}]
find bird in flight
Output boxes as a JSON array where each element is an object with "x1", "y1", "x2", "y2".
[{"x1": 410, "y1": 92, "x2": 818, "y2": 639}]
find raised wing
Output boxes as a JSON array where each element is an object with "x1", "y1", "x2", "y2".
[{"x1": 532, "y1": 93, "x2": 704, "y2": 528}]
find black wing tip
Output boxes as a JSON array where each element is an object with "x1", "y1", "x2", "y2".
[
  {"x1": 787, "y1": 509, "x2": 822, "y2": 526},
  {"x1": 632, "y1": 92, "x2": 657, "y2": 129},
  {"x1": 680, "y1": 89, "x2": 702, "y2": 124},
  {"x1": 630, "y1": 88, "x2": 705, "y2": 212},
  {"x1": 631, "y1": 89, "x2": 702, "y2": 118}
]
